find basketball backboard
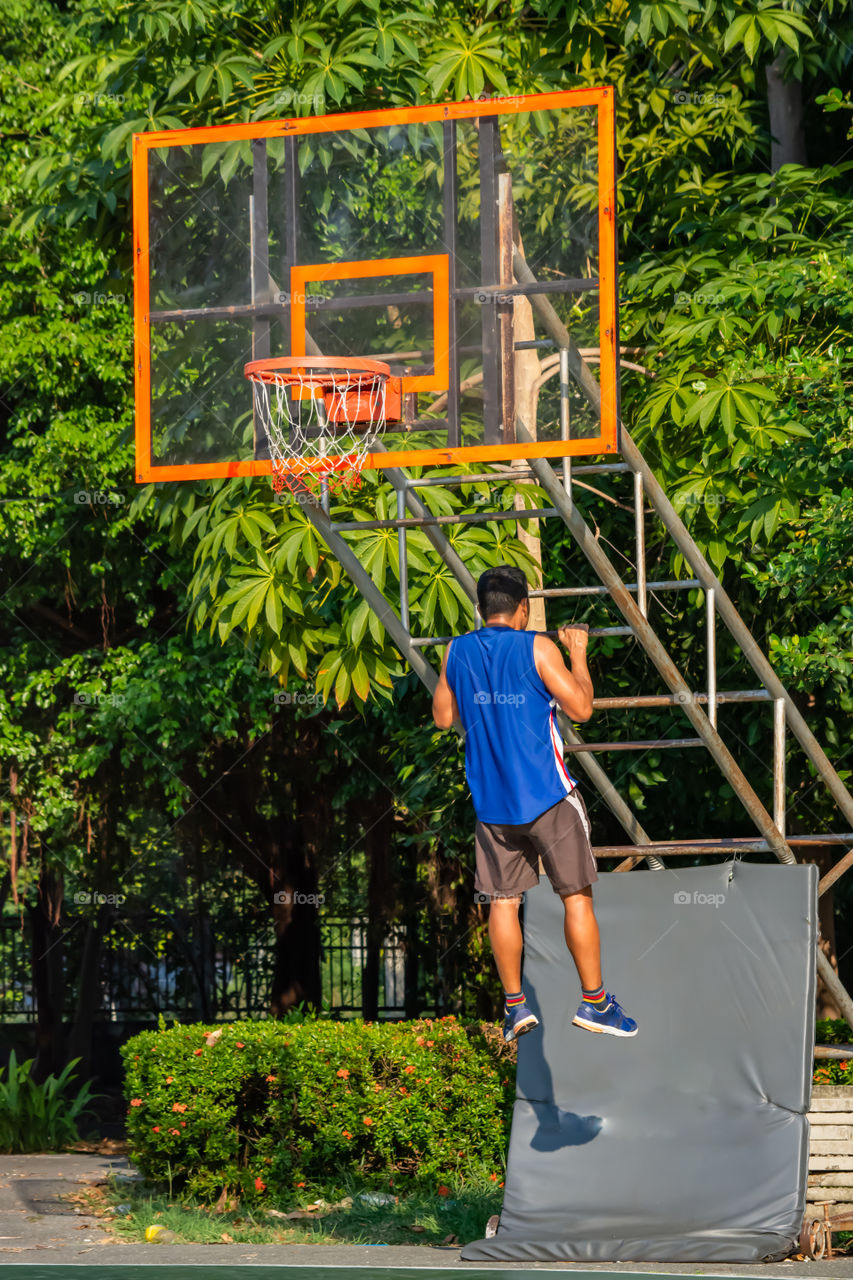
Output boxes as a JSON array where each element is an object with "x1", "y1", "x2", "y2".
[{"x1": 132, "y1": 87, "x2": 619, "y2": 483}]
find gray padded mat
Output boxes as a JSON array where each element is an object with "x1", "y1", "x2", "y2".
[{"x1": 462, "y1": 861, "x2": 817, "y2": 1263}]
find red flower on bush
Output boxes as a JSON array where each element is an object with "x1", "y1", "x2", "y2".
[
  {"x1": 296, "y1": 1181, "x2": 306, "y2": 1187},
  {"x1": 193, "y1": 1048, "x2": 203, "y2": 1056},
  {"x1": 403, "y1": 1065, "x2": 415, "y2": 1074},
  {"x1": 236, "y1": 1042, "x2": 245, "y2": 1049},
  {"x1": 165, "y1": 1076, "x2": 174, "y2": 1084},
  {"x1": 363, "y1": 1116, "x2": 373, "y2": 1126},
  {"x1": 489, "y1": 1173, "x2": 498, "y2": 1181},
  {"x1": 172, "y1": 1102, "x2": 187, "y2": 1113},
  {"x1": 130, "y1": 1098, "x2": 142, "y2": 1107},
  {"x1": 255, "y1": 1177, "x2": 266, "y2": 1191},
  {"x1": 426, "y1": 1040, "x2": 435, "y2": 1047},
  {"x1": 342, "y1": 1130, "x2": 352, "y2": 1140},
  {"x1": 170, "y1": 1127, "x2": 180, "y2": 1135},
  {"x1": 336, "y1": 1068, "x2": 350, "y2": 1078},
  {"x1": 437, "y1": 1185, "x2": 450, "y2": 1196},
  {"x1": 152, "y1": 1126, "x2": 160, "y2": 1133}
]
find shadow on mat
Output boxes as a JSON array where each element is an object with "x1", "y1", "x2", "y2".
[{"x1": 520, "y1": 980, "x2": 604, "y2": 1152}]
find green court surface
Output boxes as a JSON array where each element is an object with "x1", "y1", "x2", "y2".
[{"x1": 0, "y1": 1269, "x2": 756, "y2": 1280}]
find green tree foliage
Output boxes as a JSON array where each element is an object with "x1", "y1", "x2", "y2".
[
  {"x1": 16, "y1": 0, "x2": 851, "y2": 693},
  {"x1": 3, "y1": 0, "x2": 853, "y2": 1058}
]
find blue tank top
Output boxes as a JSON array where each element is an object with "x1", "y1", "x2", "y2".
[{"x1": 445, "y1": 625, "x2": 579, "y2": 825}]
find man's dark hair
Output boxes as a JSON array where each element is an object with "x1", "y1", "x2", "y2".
[{"x1": 477, "y1": 565, "x2": 529, "y2": 620}]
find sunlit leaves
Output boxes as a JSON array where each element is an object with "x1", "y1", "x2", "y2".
[
  {"x1": 424, "y1": 23, "x2": 511, "y2": 99},
  {"x1": 624, "y1": 0, "x2": 701, "y2": 45},
  {"x1": 170, "y1": 466, "x2": 546, "y2": 708},
  {"x1": 722, "y1": 4, "x2": 812, "y2": 60}
]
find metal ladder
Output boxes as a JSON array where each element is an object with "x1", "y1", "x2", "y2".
[{"x1": 288, "y1": 428, "x2": 853, "y2": 1024}]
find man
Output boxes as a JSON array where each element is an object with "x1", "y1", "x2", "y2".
[{"x1": 432, "y1": 565, "x2": 638, "y2": 1043}]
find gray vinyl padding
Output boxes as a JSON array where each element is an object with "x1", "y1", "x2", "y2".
[{"x1": 462, "y1": 862, "x2": 817, "y2": 1263}]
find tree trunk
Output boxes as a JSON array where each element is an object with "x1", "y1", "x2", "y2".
[
  {"x1": 267, "y1": 818, "x2": 322, "y2": 1015},
  {"x1": 64, "y1": 907, "x2": 105, "y2": 1076},
  {"x1": 766, "y1": 52, "x2": 807, "y2": 170},
  {"x1": 362, "y1": 797, "x2": 396, "y2": 1020},
  {"x1": 30, "y1": 862, "x2": 65, "y2": 1081},
  {"x1": 401, "y1": 837, "x2": 422, "y2": 1018},
  {"x1": 802, "y1": 847, "x2": 842, "y2": 1019},
  {"x1": 186, "y1": 723, "x2": 325, "y2": 1017}
]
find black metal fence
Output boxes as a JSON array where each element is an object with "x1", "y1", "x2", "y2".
[{"x1": 0, "y1": 914, "x2": 419, "y2": 1025}]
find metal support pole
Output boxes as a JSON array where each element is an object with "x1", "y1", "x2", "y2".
[
  {"x1": 774, "y1": 697, "x2": 786, "y2": 839},
  {"x1": 529, "y1": 428, "x2": 853, "y2": 1019},
  {"x1": 518, "y1": 414, "x2": 797, "y2": 869},
  {"x1": 479, "y1": 117, "x2": 503, "y2": 445},
  {"x1": 511, "y1": 243, "x2": 853, "y2": 837},
  {"x1": 819, "y1": 848, "x2": 853, "y2": 897},
  {"x1": 397, "y1": 488, "x2": 409, "y2": 631},
  {"x1": 442, "y1": 120, "x2": 461, "y2": 448},
  {"x1": 300, "y1": 343, "x2": 478, "y2": 615},
  {"x1": 558, "y1": 715, "x2": 665, "y2": 870},
  {"x1": 559, "y1": 346, "x2": 572, "y2": 507},
  {"x1": 371, "y1": 440, "x2": 478, "y2": 608},
  {"x1": 293, "y1": 489, "x2": 438, "y2": 694},
  {"x1": 250, "y1": 140, "x2": 271, "y2": 462},
  {"x1": 707, "y1": 588, "x2": 717, "y2": 730},
  {"x1": 817, "y1": 949, "x2": 853, "y2": 1028},
  {"x1": 634, "y1": 470, "x2": 646, "y2": 618}
]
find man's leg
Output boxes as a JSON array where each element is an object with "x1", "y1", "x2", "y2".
[
  {"x1": 533, "y1": 795, "x2": 638, "y2": 1036},
  {"x1": 561, "y1": 886, "x2": 603, "y2": 991},
  {"x1": 488, "y1": 896, "x2": 540, "y2": 1042},
  {"x1": 488, "y1": 896, "x2": 524, "y2": 993}
]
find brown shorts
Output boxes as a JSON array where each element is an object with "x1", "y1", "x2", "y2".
[{"x1": 474, "y1": 790, "x2": 597, "y2": 900}]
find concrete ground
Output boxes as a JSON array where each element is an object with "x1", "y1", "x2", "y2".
[{"x1": 1, "y1": 1154, "x2": 853, "y2": 1277}]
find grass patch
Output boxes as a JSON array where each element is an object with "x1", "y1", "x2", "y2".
[{"x1": 75, "y1": 1171, "x2": 503, "y2": 1247}]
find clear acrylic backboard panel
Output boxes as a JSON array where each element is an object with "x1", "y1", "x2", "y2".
[{"x1": 133, "y1": 89, "x2": 619, "y2": 483}]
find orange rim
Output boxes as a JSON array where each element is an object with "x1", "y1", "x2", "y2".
[{"x1": 245, "y1": 356, "x2": 391, "y2": 388}]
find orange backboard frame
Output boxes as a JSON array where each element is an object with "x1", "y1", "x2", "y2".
[
  {"x1": 290, "y1": 255, "x2": 451, "y2": 395},
  {"x1": 133, "y1": 87, "x2": 619, "y2": 483}
]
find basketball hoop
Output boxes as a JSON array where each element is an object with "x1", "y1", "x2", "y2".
[{"x1": 244, "y1": 357, "x2": 402, "y2": 496}]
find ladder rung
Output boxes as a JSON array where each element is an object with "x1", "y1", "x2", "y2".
[
  {"x1": 594, "y1": 690, "x2": 771, "y2": 709},
  {"x1": 564, "y1": 737, "x2": 704, "y2": 752},
  {"x1": 331, "y1": 507, "x2": 556, "y2": 532},
  {"x1": 410, "y1": 625, "x2": 632, "y2": 647},
  {"x1": 530, "y1": 579, "x2": 700, "y2": 598}
]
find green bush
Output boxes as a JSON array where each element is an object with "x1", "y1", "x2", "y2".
[
  {"x1": 814, "y1": 1018, "x2": 853, "y2": 1086},
  {"x1": 816, "y1": 1019, "x2": 853, "y2": 1046},
  {"x1": 121, "y1": 1017, "x2": 516, "y2": 1202},
  {"x1": 0, "y1": 1051, "x2": 99, "y2": 1152}
]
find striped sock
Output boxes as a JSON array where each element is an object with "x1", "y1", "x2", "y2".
[
  {"x1": 504, "y1": 990, "x2": 526, "y2": 1011},
  {"x1": 582, "y1": 984, "x2": 608, "y2": 1008}
]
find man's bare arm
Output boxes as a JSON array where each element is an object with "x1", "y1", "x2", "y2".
[
  {"x1": 432, "y1": 644, "x2": 460, "y2": 729},
  {"x1": 533, "y1": 627, "x2": 594, "y2": 721}
]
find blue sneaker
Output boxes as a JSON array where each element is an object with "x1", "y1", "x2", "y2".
[
  {"x1": 573, "y1": 993, "x2": 638, "y2": 1037},
  {"x1": 502, "y1": 1002, "x2": 540, "y2": 1043}
]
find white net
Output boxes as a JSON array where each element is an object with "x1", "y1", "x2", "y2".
[{"x1": 248, "y1": 364, "x2": 390, "y2": 494}]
